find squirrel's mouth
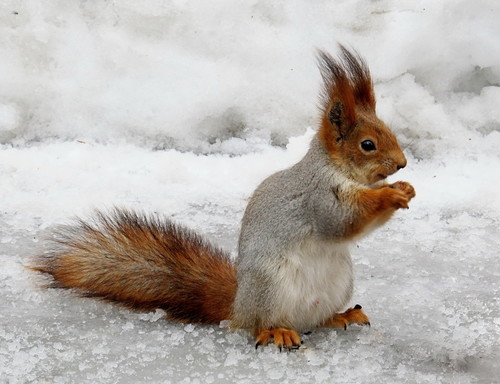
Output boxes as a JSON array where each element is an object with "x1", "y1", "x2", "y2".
[{"x1": 376, "y1": 173, "x2": 388, "y2": 181}]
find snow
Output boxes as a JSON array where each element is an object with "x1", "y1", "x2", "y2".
[{"x1": 1, "y1": 0, "x2": 499, "y2": 383}]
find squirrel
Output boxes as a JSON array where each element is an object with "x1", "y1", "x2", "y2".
[{"x1": 31, "y1": 45, "x2": 415, "y2": 350}]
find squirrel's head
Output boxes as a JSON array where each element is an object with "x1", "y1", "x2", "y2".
[{"x1": 317, "y1": 46, "x2": 407, "y2": 186}]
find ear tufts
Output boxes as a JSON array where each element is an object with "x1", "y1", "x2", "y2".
[
  {"x1": 337, "y1": 45, "x2": 375, "y2": 110},
  {"x1": 317, "y1": 45, "x2": 375, "y2": 127}
]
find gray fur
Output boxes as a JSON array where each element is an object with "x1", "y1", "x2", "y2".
[{"x1": 232, "y1": 135, "x2": 359, "y2": 330}]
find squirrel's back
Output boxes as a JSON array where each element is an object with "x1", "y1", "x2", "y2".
[{"x1": 31, "y1": 209, "x2": 236, "y2": 324}]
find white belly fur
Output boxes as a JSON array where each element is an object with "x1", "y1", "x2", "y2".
[{"x1": 271, "y1": 236, "x2": 353, "y2": 330}]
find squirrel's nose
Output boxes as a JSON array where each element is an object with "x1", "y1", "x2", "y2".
[{"x1": 396, "y1": 157, "x2": 407, "y2": 170}]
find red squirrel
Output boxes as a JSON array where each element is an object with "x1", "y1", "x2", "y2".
[{"x1": 31, "y1": 45, "x2": 415, "y2": 350}]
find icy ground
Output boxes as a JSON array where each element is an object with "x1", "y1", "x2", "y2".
[{"x1": 1, "y1": 1, "x2": 500, "y2": 383}]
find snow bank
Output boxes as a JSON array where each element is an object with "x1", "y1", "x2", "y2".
[{"x1": 0, "y1": 1, "x2": 498, "y2": 155}]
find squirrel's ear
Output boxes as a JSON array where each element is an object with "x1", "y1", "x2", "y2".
[
  {"x1": 329, "y1": 101, "x2": 343, "y2": 128},
  {"x1": 327, "y1": 101, "x2": 350, "y2": 140}
]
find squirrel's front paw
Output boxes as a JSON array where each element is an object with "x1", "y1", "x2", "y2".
[
  {"x1": 390, "y1": 181, "x2": 416, "y2": 198},
  {"x1": 386, "y1": 181, "x2": 415, "y2": 209},
  {"x1": 384, "y1": 181, "x2": 415, "y2": 209}
]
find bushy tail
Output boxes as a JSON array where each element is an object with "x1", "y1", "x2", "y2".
[{"x1": 31, "y1": 209, "x2": 237, "y2": 324}]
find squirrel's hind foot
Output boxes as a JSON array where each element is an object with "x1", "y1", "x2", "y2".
[
  {"x1": 324, "y1": 304, "x2": 371, "y2": 329},
  {"x1": 255, "y1": 328, "x2": 301, "y2": 351}
]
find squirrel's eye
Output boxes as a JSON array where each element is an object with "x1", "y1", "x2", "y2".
[{"x1": 361, "y1": 140, "x2": 376, "y2": 152}]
